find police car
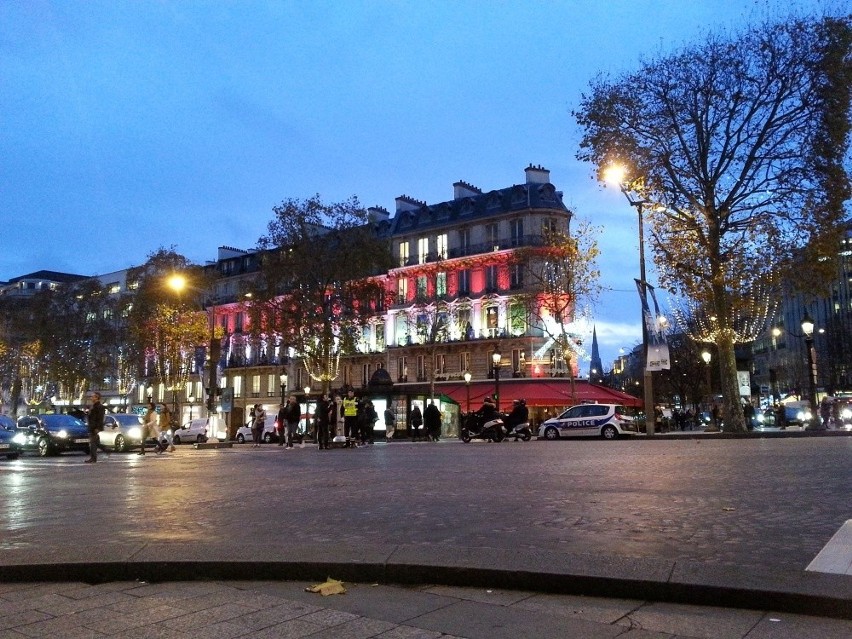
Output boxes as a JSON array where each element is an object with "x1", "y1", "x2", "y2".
[{"x1": 538, "y1": 403, "x2": 638, "y2": 440}]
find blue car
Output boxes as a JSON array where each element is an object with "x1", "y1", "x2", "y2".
[
  {"x1": 0, "y1": 414, "x2": 22, "y2": 459},
  {"x1": 15, "y1": 414, "x2": 91, "y2": 457}
]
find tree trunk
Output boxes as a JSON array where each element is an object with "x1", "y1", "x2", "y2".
[{"x1": 717, "y1": 333, "x2": 746, "y2": 433}]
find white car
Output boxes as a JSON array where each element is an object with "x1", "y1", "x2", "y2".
[
  {"x1": 169, "y1": 418, "x2": 209, "y2": 445},
  {"x1": 98, "y1": 413, "x2": 146, "y2": 452},
  {"x1": 538, "y1": 403, "x2": 638, "y2": 440},
  {"x1": 235, "y1": 413, "x2": 279, "y2": 444}
]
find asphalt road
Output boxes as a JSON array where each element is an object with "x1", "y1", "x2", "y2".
[{"x1": 2, "y1": 437, "x2": 850, "y2": 573}]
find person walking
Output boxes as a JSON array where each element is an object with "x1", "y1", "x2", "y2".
[
  {"x1": 251, "y1": 404, "x2": 266, "y2": 447},
  {"x1": 363, "y1": 399, "x2": 378, "y2": 445},
  {"x1": 276, "y1": 402, "x2": 287, "y2": 446},
  {"x1": 84, "y1": 391, "x2": 109, "y2": 463},
  {"x1": 284, "y1": 395, "x2": 300, "y2": 449},
  {"x1": 410, "y1": 404, "x2": 423, "y2": 441},
  {"x1": 424, "y1": 400, "x2": 441, "y2": 442},
  {"x1": 384, "y1": 403, "x2": 395, "y2": 441},
  {"x1": 315, "y1": 393, "x2": 331, "y2": 450},
  {"x1": 342, "y1": 389, "x2": 358, "y2": 447},
  {"x1": 159, "y1": 403, "x2": 175, "y2": 451},
  {"x1": 140, "y1": 401, "x2": 157, "y2": 455}
]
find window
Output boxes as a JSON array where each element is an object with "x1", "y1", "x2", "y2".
[
  {"x1": 397, "y1": 278, "x2": 408, "y2": 304},
  {"x1": 460, "y1": 351, "x2": 471, "y2": 372},
  {"x1": 398, "y1": 356, "x2": 408, "y2": 381},
  {"x1": 399, "y1": 241, "x2": 410, "y2": 267},
  {"x1": 543, "y1": 217, "x2": 558, "y2": 235},
  {"x1": 486, "y1": 223, "x2": 499, "y2": 250},
  {"x1": 362, "y1": 363, "x2": 371, "y2": 385},
  {"x1": 436, "y1": 272, "x2": 447, "y2": 297},
  {"x1": 486, "y1": 265, "x2": 498, "y2": 291},
  {"x1": 510, "y1": 263, "x2": 524, "y2": 289},
  {"x1": 510, "y1": 302, "x2": 526, "y2": 335},
  {"x1": 418, "y1": 237, "x2": 429, "y2": 264},
  {"x1": 485, "y1": 306, "x2": 498, "y2": 336},
  {"x1": 416, "y1": 276, "x2": 428, "y2": 298},
  {"x1": 235, "y1": 312, "x2": 245, "y2": 333},
  {"x1": 376, "y1": 324, "x2": 385, "y2": 350},
  {"x1": 458, "y1": 269, "x2": 471, "y2": 296},
  {"x1": 510, "y1": 219, "x2": 523, "y2": 246},
  {"x1": 436, "y1": 233, "x2": 448, "y2": 259},
  {"x1": 435, "y1": 353, "x2": 446, "y2": 374},
  {"x1": 458, "y1": 228, "x2": 471, "y2": 255},
  {"x1": 267, "y1": 374, "x2": 277, "y2": 397},
  {"x1": 417, "y1": 355, "x2": 427, "y2": 381},
  {"x1": 233, "y1": 376, "x2": 242, "y2": 399},
  {"x1": 251, "y1": 375, "x2": 261, "y2": 398},
  {"x1": 511, "y1": 349, "x2": 526, "y2": 376},
  {"x1": 108, "y1": 282, "x2": 121, "y2": 294}
]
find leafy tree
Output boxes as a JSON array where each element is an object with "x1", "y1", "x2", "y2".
[
  {"x1": 513, "y1": 218, "x2": 602, "y2": 402},
  {"x1": 249, "y1": 195, "x2": 394, "y2": 394},
  {"x1": 0, "y1": 297, "x2": 41, "y2": 416},
  {"x1": 575, "y1": 16, "x2": 852, "y2": 432}
]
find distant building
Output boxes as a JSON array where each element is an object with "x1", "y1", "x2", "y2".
[{"x1": 0, "y1": 270, "x2": 88, "y2": 298}]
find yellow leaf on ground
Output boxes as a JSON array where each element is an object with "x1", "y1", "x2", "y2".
[{"x1": 305, "y1": 577, "x2": 346, "y2": 596}]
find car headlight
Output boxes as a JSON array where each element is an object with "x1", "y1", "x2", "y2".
[
  {"x1": 13, "y1": 433, "x2": 26, "y2": 444},
  {"x1": 841, "y1": 408, "x2": 851, "y2": 419},
  {"x1": 56, "y1": 430, "x2": 68, "y2": 439},
  {"x1": 128, "y1": 427, "x2": 141, "y2": 439},
  {"x1": 756, "y1": 414, "x2": 765, "y2": 423}
]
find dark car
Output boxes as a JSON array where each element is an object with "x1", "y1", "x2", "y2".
[
  {"x1": 15, "y1": 414, "x2": 91, "y2": 457},
  {"x1": 0, "y1": 414, "x2": 22, "y2": 459}
]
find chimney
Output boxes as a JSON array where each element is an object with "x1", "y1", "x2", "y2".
[
  {"x1": 524, "y1": 164, "x2": 550, "y2": 184},
  {"x1": 453, "y1": 180, "x2": 482, "y2": 199},
  {"x1": 368, "y1": 206, "x2": 391, "y2": 223},
  {"x1": 395, "y1": 195, "x2": 426, "y2": 214}
]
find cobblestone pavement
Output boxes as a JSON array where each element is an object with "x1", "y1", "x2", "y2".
[{"x1": 3, "y1": 438, "x2": 848, "y2": 570}]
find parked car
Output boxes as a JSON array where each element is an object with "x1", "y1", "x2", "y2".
[
  {"x1": 98, "y1": 413, "x2": 145, "y2": 452},
  {"x1": 169, "y1": 418, "x2": 209, "y2": 445},
  {"x1": 538, "y1": 403, "x2": 638, "y2": 440},
  {"x1": 15, "y1": 414, "x2": 91, "y2": 456},
  {"x1": 0, "y1": 414, "x2": 22, "y2": 459},
  {"x1": 234, "y1": 413, "x2": 279, "y2": 444}
]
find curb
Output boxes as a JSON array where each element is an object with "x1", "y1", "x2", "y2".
[{"x1": 2, "y1": 545, "x2": 849, "y2": 620}]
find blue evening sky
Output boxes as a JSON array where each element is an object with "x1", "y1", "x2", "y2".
[{"x1": 0, "y1": 0, "x2": 826, "y2": 370}]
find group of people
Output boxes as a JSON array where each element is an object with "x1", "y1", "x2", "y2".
[
  {"x1": 408, "y1": 400, "x2": 442, "y2": 441},
  {"x1": 84, "y1": 393, "x2": 174, "y2": 463}
]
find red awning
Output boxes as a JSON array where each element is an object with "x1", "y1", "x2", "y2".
[{"x1": 436, "y1": 378, "x2": 643, "y2": 409}]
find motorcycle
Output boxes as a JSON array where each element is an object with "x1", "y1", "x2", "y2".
[
  {"x1": 501, "y1": 420, "x2": 532, "y2": 442},
  {"x1": 460, "y1": 412, "x2": 505, "y2": 443}
]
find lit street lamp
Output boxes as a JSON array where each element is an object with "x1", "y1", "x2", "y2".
[
  {"x1": 604, "y1": 164, "x2": 655, "y2": 435},
  {"x1": 801, "y1": 312, "x2": 821, "y2": 430},
  {"x1": 701, "y1": 349, "x2": 718, "y2": 432},
  {"x1": 463, "y1": 371, "x2": 472, "y2": 413},
  {"x1": 279, "y1": 370, "x2": 287, "y2": 403},
  {"x1": 188, "y1": 395, "x2": 195, "y2": 420},
  {"x1": 492, "y1": 349, "x2": 502, "y2": 412}
]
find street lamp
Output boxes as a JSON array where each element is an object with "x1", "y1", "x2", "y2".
[
  {"x1": 187, "y1": 395, "x2": 195, "y2": 420},
  {"x1": 280, "y1": 370, "x2": 287, "y2": 403},
  {"x1": 491, "y1": 349, "x2": 502, "y2": 412},
  {"x1": 801, "y1": 312, "x2": 821, "y2": 430},
  {"x1": 604, "y1": 164, "x2": 655, "y2": 435},
  {"x1": 463, "y1": 371, "x2": 472, "y2": 413},
  {"x1": 700, "y1": 350, "x2": 718, "y2": 432}
]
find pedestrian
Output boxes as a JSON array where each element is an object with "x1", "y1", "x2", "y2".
[
  {"x1": 84, "y1": 391, "x2": 109, "y2": 463},
  {"x1": 276, "y1": 402, "x2": 287, "y2": 445},
  {"x1": 384, "y1": 403, "x2": 395, "y2": 441},
  {"x1": 424, "y1": 400, "x2": 441, "y2": 441},
  {"x1": 774, "y1": 402, "x2": 786, "y2": 430},
  {"x1": 342, "y1": 389, "x2": 358, "y2": 447},
  {"x1": 410, "y1": 404, "x2": 423, "y2": 441},
  {"x1": 252, "y1": 404, "x2": 266, "y2": 447},
  {"x1": 820, "y1": 398, "x2": 832, "y2": 429},
  {"x1": 315, "y1": 393, "x2": 331, "y2": 450},
  {"x1": 710, "y1": 402, "x2": 721, "y2": 430},
  {"x1": 284, "y1": 395, "x2": 300, "y2": 448},
  {"x1": 743, "y1": 402, "x2": 756, "y2": 431},
  {"x1": 363, "y1": 399, "x2": 378, "y2": 445},
  {"x1": 159, "y1": 403, "x2": 175, "y2": 451},
  {"x1": 141, "y1": 401, "x2": 157, "y2": 455}
]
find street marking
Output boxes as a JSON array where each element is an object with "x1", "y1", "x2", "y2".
[{"x1": 806, "y1": 519, "x2": 852, "y2": 575}]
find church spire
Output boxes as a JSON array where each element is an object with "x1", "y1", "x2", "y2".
[{"x1": 589, "y1": 326, "x2": 603, "y2": 382}]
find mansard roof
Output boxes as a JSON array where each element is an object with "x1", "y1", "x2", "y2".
[{"x1": 388, "y1": 181, "x2": 568, "y2": 235}]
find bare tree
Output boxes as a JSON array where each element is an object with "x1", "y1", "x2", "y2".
[{"x1": 575, "y1": 16, "x2": 852, "y2": 431}]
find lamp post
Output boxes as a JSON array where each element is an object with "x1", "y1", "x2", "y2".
[
  {"x1": 701, "y1": 350, "x2": 712, "y2": 399},
  {"x1": 604, "y1": 165, "x2": 654, "y2": 435},
  {"x1": 188, "y1": 395, "x2": 195, "y2": 420},
  {"x1": 280, "y1": 371, "x2": 287, "y2": 403},
  {"x1": 801, "y1": 313, "x2": 821, "y2": 430},
  {"x1": 463, "y1": 371, "x2": 472, "y2": 412},
  {"x1": 491, "y1": 349, "x2": 502, "y2": 412}
]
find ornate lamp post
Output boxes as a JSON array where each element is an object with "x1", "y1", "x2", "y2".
[
  {"x1": 605, "y1": 165, "x2": 655, "y2": 434},
  {"x1": 801, "y1": 313, "x2": 820, "y2": 430},
  {"x1": 187, "y1": 395, "x2": 195, "y2": 420},
  {"x1": 701, "y1": 350, "x2": 712, "y2": 399},
  {"x1": 463, "y1": 371, "x2": 472, "y2": 413},
  {"x1": 491, "y1": 349, "x2": 502, "y2": 412},
  {"x1": 280, "y1": 370, "x2": 287, "y2": 403}
]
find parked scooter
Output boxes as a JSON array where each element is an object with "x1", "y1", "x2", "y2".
[
  {"x1": 501, "y1": 421, "x2": 533, "y2": 442},
  {"x1": 460, "y1": 412, "x2": 505, "y2": 443}
]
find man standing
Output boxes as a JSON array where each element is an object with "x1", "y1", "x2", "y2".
[
  {"x1": 342, "y1": 389, "x2": 358, "y2": 447},
  {"x1": 315, "y1": 393, "x2": 331, "y2": 450},
  {"x1": 424, "y1": 400, "x2": 441, "y2": 442},
  {"x1": 384, "y1": 403, "x2": 395, "y2": 441},
  {"x1": 84, "y1": 392, "x2": 108, "y2": 463},
  {"x1": 409, "y1": 404, "x2": 423, "y2": 441},
  {"x1": 284, "y1": 395, "x2": 301, "y2": 449}
]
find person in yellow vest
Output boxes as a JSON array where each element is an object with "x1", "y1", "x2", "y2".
[{"x1": 342, "y1": 389, "x2": 358, "y2": 448}]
